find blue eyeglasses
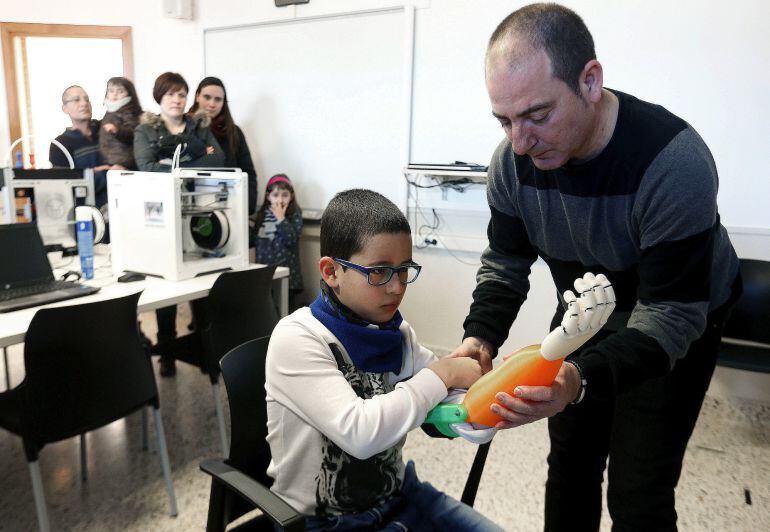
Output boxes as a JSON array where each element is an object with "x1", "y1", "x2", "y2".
[{"x1": 333, "y1": 258, "x2": 422, "y2": 286}]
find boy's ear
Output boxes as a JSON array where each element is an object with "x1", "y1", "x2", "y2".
[{"x1": 319, "y1": 256, "x2": 340, "y2": 287}]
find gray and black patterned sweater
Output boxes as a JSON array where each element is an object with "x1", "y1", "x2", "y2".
[{"x1": 464, "y1": 89, "x2": 740, "y2": 400}]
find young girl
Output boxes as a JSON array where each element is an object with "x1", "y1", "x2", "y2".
[
  {"x1": 100, "y1": 77, "x2": 143, "y2": 169},
  {"x1": 254, "y1": 174, "x2": 304, "y2": 309}
]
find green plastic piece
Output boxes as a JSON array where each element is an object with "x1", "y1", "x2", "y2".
[{"x1": 424, "y1": 403, "x2": 468, "y2": 438}]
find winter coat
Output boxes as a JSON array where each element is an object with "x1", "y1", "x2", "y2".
[
  {"x1": 100, "y1": 105, "x2": 141, "y2": 168},
  {"x1": 133, "y1": 111, "x2": 225, "y2": 172}
]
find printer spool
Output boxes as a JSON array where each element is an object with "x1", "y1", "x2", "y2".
[{"x1": 190, "y1": 210, "x2": 230, "y2": 250}]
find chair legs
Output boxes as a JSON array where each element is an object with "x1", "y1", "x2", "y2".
[
  {"x1": 141, "y1": 407, "x2": 149, "y2": 451},
  {"x1": 80, "y1": 434, "x2": 88, "y2": 481},
  {"x1": 23, "y1": 411, "x2": 177, "y2": 529},
  {"x1": 152, "y1": 407, "x2": 178, "y2": 517},
  {"x1": 28, "y1": 460, "x2": 50, "y2": 532},
  {"x1": 211, "y1": 382, "x2": 229, "y2": 455}
]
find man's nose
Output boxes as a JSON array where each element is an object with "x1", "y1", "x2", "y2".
[{"x1": 508, "y1": 122, "x2": 534, "y2": 156}]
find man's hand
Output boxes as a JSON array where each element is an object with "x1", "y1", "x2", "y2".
[
  {"x1": 488, "y1": 272, "x2": 615, "y2": 429},
  {"x1": 447, "y1": 336, "x2": 495, "y2": 373},
  {"x1": 102, "y1": 123, "x2": 118, "y2": 135},
  {"x1": 94, "y1": 164, "x2": 111, "y2": 172},
  {"x1": 490, "y1": 361, "x2": 581, "y2": 429}
]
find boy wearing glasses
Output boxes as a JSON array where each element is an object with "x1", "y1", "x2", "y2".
[{"x1": 265, "y1": 189, "x2": 503, "y2": 531}]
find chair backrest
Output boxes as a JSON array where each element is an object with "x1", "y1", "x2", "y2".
[
  {"x1": 204, "y1": 266, "x2": 279, "y2": 366},
  {"x1": 722, "y1": 259, "x2": 770, "y2": 344},
  {"x1": 219, "y1": 336, "x2": 273, "y2": 488},
  {"x1": 20, "y1": 291, "x2": 157, "y2": 447}
]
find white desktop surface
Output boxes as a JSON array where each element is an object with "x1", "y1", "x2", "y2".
[{"x1": 0, "y1": 252, "x2": 289, "y2": 348}]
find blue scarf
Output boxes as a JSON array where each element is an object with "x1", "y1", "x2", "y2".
[{"x1": 310, "y1": 282, "x2": 404, "y2": 374}]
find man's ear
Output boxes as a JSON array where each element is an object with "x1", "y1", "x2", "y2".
[
  {"x1": 581, "y1": 59, "x2": 604, "y2": 104},
  {"x1": 319, "y1": 256, "x2": 340, "y2": 288}
]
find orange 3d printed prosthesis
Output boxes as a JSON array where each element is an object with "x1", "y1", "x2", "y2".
[{"x1": 425, "y1": 272, "x2": 616, "y2": 441}]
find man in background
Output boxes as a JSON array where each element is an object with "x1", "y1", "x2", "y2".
[{"x1": 49, "y1": 85, "x2": 113, "y2": 208}]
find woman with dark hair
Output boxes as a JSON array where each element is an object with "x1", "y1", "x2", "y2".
[
  {"x1": 134, "y1": 71, "x2": 224, "y2": 172},
  {"x1": 99, "y1": 76, "x2": 143, "y2": 169},
  {"x1": 134, "y1": 72, "x2": 225, "y2": 377},
  {"x1": 189, "y1": 76, "x2": 257, "y2": 214}
]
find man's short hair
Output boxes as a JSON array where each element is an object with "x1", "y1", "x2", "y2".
[
  {"x1": 488, "y1": 3, "x2": 596, "y2": 95},
  {"x1": 61, "y1": 85, "x2": 84, "y2": 104},
  {"x1": 152, "y1": 72, "x2": 189, "y2": 104},
  {"x1": 320, "y1": 189, "x2": 411, "y2": 260}
]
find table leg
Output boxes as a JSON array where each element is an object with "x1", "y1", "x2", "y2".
[
  {"x1": 279, "y1": 277, "x2": 289, "y2": 317},
  {"x1": 2, "y1": 347, "x2": 9, "y2": 390}
]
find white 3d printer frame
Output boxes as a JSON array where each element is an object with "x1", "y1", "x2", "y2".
[{"x1": 107, "y1": 167, "x2": 249, "y2": 281}]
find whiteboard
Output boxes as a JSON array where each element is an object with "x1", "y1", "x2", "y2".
[
  {"x1": 204, "y1": 9, "x2": 406, "y2": 212},
  {"x1": 407, "y1": 0, "x2": 770, "y2": 228}
]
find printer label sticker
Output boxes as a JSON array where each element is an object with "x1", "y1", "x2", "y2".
[{"x1": 144, "y1": 201, "x2": 164, "y2": 225}]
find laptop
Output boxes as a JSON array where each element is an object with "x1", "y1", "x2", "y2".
[{"x1": 0, "y1": 223, "x2": 100, "y2": 313}]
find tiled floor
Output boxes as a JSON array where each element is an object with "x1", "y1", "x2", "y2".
[{"x1": 0, "y1": 310, "x2": 768, "y2": 531}]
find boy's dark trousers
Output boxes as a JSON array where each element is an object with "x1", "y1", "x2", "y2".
[{"x1": 543, "y1": 310, "x2": 729, "y2": 532}]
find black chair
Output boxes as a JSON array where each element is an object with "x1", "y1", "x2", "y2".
[
  {"x1": 200, "y1": 337, "x2": 492, "y2": 532},
  {"x1": 163, "y1": 266, "x2": 279, "y2": 454},
  {"x1": 0, "y1": 292, "x2": 177, "y2": 532},
  {"x1": 718, "y1": 258, "x2": 770, "y2": 373},
  {"x1": 200, "y1": 337, "x2": 303, "y2": 532}
]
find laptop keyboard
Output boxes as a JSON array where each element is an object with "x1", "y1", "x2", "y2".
[{"x1": 0, "y1": 280, "x2": 79, "y2": 302}]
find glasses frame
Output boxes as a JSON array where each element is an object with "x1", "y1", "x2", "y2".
[
  {"x1": 63, "y1": 97, "x2": 91, "y2": 105},
  {"x1": 333, "y1": 258, "x2": 422, "y2": 286}
]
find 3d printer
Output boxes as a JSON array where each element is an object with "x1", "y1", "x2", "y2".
[
  {"x1": 107, "y1": 167, "x2": 249, "y2": 281},
  {"x1": 1, "y1": 167, "x2": 97, "y2": 250}
]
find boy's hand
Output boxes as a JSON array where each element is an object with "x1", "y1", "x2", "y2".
[
  {"x1": 429, "y1": 357, "x2": 483, "y2": 390},
  {"x1": 447, "y1": 336, "x2": 494, "y2": 373}
]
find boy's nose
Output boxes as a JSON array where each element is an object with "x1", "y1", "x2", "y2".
[{"x1": 384, "y1": 274, "x2": 405, "y2": 294}]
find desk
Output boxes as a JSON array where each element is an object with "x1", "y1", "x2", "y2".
[{"x1": 0, "y1": 260, "x2": 289, "y2": 349}]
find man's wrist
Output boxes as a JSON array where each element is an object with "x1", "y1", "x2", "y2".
[
  {"x1": 564, "y1": 359, "x2": 587, "y2": 404},
  {"x1": 462, "y1": 331, "x2": 497, "y2": 357}
]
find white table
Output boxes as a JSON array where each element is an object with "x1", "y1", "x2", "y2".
[{"x1": 0, "y1": 255, "x2": 289, "y2": 349}]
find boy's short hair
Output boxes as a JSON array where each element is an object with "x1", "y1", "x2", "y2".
[{"x1": 320, "y1": 189, "x2": 411, "y2": 260}]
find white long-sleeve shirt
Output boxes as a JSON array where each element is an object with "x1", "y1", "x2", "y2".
[{"x1": 265, "y1": 307, "x2": 448, "y2": 516}]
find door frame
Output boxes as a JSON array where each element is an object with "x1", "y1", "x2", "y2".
[{"x1": 1, "y1": 22, "x2": 133, "y2": 161}]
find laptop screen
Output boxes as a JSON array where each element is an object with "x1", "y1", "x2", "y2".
[{"x1": 0, "y1": 223, "x2": 55, "y2": 289}]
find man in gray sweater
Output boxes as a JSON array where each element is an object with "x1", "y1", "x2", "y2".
[{"x1": 452, "y1": 4, "x2": 741, "y2": 531}]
